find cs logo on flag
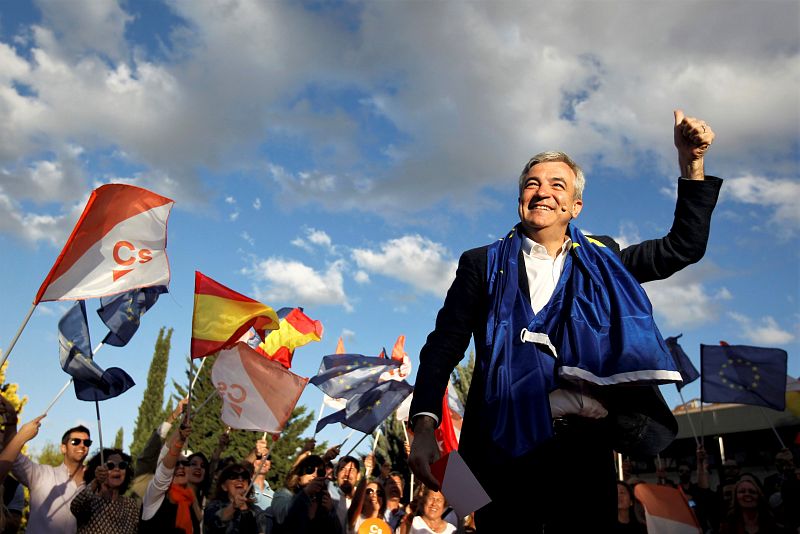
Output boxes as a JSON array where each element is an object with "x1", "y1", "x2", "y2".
[
  {"x1": 216, "y1": 381, "x2": 247, "y2": 417},
  {"x1": 112, "y1": 240, "x2": 153, "y2": 281}
]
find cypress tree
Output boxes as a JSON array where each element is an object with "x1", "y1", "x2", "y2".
[
  {"x1": 130, "y1": 327, "x2": 172, "y2": 460},
  {"x1": 113, "y1": 427, "x2": 124, "y2": 450}
]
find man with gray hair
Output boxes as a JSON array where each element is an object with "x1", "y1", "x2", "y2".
[{"x1": 409, "y1": 110, "x2": 722, "y2": 530}]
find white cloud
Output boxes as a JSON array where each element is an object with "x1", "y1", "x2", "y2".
[
  {"x1": 290, "y1": 228, "x2": 335, "y2": 253},
  {"x1": 225, "y1": 196, "x2": 236, "y2": 204},
  {"x1": 240, "y1": 231, "x2": 255, "y2": 246},
  {"x1": 721, "y1": 174, "x2": 800, "y2": 235},
  {"x1": 728, "y1": 312, "x2": 795, "y2": 345},
  {"x1": 244, "y1": 258, "x2": 351, "y2": 311},
  {"x1": 341, "y1": 328, "x2": 355, "y2": 341},
  {"x1": 307, "y1": 229, "x2": 332, "y2": 248},
  {"x1": 644, "y1": 269, "x2": 732, "y2": 329},
  {"x1": 353, "y1": 270, "x2": 370, "y2": 284},
  {"x1": 352, "y1": 235, "x2": 457, "y2": 297},
  {"x1": 252, "y1": 197, "x2": 261, "y2": 210},
  {"x1": 229, "y1": 210, "x2": 240, "y2": 222}
]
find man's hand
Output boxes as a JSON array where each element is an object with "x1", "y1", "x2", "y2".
[
  {"x1": 16, "y1": 415, "x2": 45, "y2": 442},
  {"x1": 674, "y1": 109, "x2": 715, "y2": 180},
  {"x1": 322, "y1": 444, "x2": 341, "y2": 462},
  {"x1": 303, "y1": 476, "x2": 327, "y2": 498},
  {"x1": 408, "y1": 416, "x2": 441, "y2": 491},
  {"x1": 363, "y1": 453, "x2": 375, "y2": 475},
  {"x1": 178, "y1": 417, "x2": 192, "y2": 441}
]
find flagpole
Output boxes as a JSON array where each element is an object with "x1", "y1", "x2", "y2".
[
  {"x1": 0, "y1": 303, "x2": 37, "y2": 369},
  {"x1": 192, "y1": 390, "x2": 218, "y2": 415},
  {"x1": 371, "y1": 429, "x2": 381, "y2": 454},
  {"x1": 344, "y1": 432, "x2": 370, "y2": 457},
  {"x1": 401, "y1": 421, "x2": 413, "y2": 492},
  {"x1": 718, "y1": 436, "x2": 726, "y2": 463},
  {"x1": 699, "y1": 400, "x2": 705, "y2": 447},
  {"x1": 757, "y1": 406, "x2": 786, "y2": 449},
  {"x1": 246, "y1": 431, "x2": 276, "y2": 495},
  {"x1": 95, "y1": 400, "x2": 105, "y2": 464},
  {"x1": 616, "y1": 452, "x2": 624, "y2": 481},
  {"x1": 312, "y1": 397, "x2": 326, "y2": 439},
  {"x1": 43, "y1": 379, "x2": 74, "y2": 415},
  {"x1": 190, "y1": 357, "x2": 206, "y2": 391},
  {"x1": 677, "y1": 390, "x2": 700, "y2": 447},
  {"x1": 340, "y1": 428, "x2": 357, "y2": 447}
]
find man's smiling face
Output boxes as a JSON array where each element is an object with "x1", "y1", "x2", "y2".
[{"x1": 518, "y1": 161, "x2": 582, "y2": 238}]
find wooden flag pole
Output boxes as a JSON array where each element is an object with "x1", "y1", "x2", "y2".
[{"x1": 0, "y1": 304, "x2": 37, "y2": 369}]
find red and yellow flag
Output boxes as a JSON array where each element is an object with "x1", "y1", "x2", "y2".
[
  {"x1": 258, "y1": 308, "x2": 323, "y2": 368},
  {"x1": 191, "y1": 272, "x2": 279, "y2": 359}
]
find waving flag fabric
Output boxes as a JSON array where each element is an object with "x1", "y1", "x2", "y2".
[
  {"x1": 380, "y1": 335, "x2": 413, "y2": 381},
  {"x1": 258, "y1": 307, "x2": 323, "y2": 368},
  {"x1": 634, "y1": 483, "x2": 701, "y2": 533},
  {"x1": 58, "y1": 302, "x2": 135, "y2": 401},
  {"x1": 701, "y1": 344, "x2": 788, "y2": 410},
  {"x1": 310, "y1": 354, "x2": 401, "y2": 400},
  {"x1": 36, "y1": 184, "x2": 173, "y2": 303},
  {"x1": 211, "y1": 343, "x2": 308, "y2": 432},
  {"x1": 191, "y1": 272, "x2": 279, "y2": 359},
  {"x1": 315, "y1": 379, "x2": 413, "y2": 434},
  {"x1": 97, "y1": 285, "x2": 167, "y2": 346},
  {"x1": 665, "y1": 335, "x2": 700, "y2": 391},
  {"x1": 335, "y1": 337, "x2": 345, "y2": 354},
  {"x1": 436, "y1": 387, "x2": 459, "y2": 455}
]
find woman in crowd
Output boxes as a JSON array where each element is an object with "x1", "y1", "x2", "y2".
[
  {"x1": 349, "y1": 480, "x2": 387, "y2": 532},
  {"x1": 271, "y1": 454, "x2": 342, "y2": 534},
  {"x1": 720, "y1": 478, "x2": 783, "y2": 533},
  {"x1": 187, "y1": 452, "x2": 211, "y2": 505},
  {"x1": 140, "y1": 418, "x2": 202, "y2": 533},
  {"x1": 613, "y1": 481, "x2": 646, "y2": 533},
  {"x1": 70, "y1": 448, "x2": 140, "y2": 534},
  {"x1": 400, "y1": 485, "x2": 456, "y2": 534},
  {"x1": 203, "y1": 463, "x2": 258, "y2": 534}
]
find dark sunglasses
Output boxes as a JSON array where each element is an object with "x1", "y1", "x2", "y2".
[
  {"x1": 302, "y1": 464, "x2": 323, "y2": 475},
  {"x1": 226, "y1": 471, "x2": 249, "y2": 481},
  {"x1": 365, "y1": 488, "x2": 384, "y2": 497},
  {"x1": 69, "y1": 438, "x2": 92, "y2": 447},
  {"x1": 106, "y1": 460, "x2": 128, "y2": 470}
]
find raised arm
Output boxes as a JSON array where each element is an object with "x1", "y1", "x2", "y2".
[{"x1": 0, "y1": 415, "x2": 45, "y2": 482}]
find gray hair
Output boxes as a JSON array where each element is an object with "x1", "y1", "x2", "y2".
[{"x1": 518, "y1": 151, "x2": 585, "y2": 200}]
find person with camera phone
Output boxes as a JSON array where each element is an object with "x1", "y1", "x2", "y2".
[{"x1": 271, "y1": 454, "x2": 343, "y2": 534}]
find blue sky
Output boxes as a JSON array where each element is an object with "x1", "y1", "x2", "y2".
[{"x1": 0, "y1": 0, "x2": 797, "y2": 457}]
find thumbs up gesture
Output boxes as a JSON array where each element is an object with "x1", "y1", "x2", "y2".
[{"x1": 674, "y1": 109, "x2": 715, "y2": 179}]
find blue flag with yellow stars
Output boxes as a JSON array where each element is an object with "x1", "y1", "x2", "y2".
[
  {"x1": 97, "y1": 285, "x2": 167, "y2": 347},
  {"x1": 310, "y1": 354, "x2": 401, "y2": 400},
  {"x1": 59, "y1": 301, "x2": 135, "y2": 401},
  {"x1": 665, "y1": 334, "x2": 700, "y2": 391},
  {"x1": 316, "y1": 380, "x2": 413, "y2": 434},
  {"x1": 701, "y1": 344, "x2": 787, "y2": 410}
]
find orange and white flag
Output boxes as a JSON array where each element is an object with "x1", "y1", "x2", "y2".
[
  {"x1": 35, "y1": 184, "x2": 173, "y2": 303},
  {"x1": 211, "y1": 343, "x2": 308, "y2": 432},
  {"x1": 634, "y1": 483, "x2": 701, "y2": 534}
]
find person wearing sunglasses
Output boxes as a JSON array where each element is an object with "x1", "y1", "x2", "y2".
[
  {"x1": 203, "y1": 463, "x2": 258, "y2": 534},
  {"x1": 70, "y1": 448, "x2": 139, "y2": 533},
  {"x1": 141, "y1": 416, "x2": 202, "y2": 533},
  {"x1": 0, "y1": 414, "x2": 90, "y2": 534},
  {"x1": 271, "y1": 454, "x2": 343, "y2": 534},
  {"x1": 348, "y1": 480, "x2": 388, "y2": 533}
]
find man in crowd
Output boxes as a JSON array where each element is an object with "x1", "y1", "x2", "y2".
[
  {"x1": 0, "y1": 415, "x2": 89, "y2": 533},
  {"x1": 409, "y1": 109, "x2": 721, "y2": 530},
  {"x1": 329, "y1": 455, "x2": 360, "y2": 529},
  {"x1": 251, "y1": 438, "x2": 274, "y2": 512}
]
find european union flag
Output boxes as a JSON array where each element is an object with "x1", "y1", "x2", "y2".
[
  {"x1": 701, "y1": 344, "x2": 787, "y2": 410},
  {"x1": 310, "y1": 354, "x2": 400, "y2": 400},
  {"x1": 316, "y1": 380, "x2": 413, "y2": 434},
  {"x1": 59, "y1": 302, "x2": 135, "y2": 402},
  {"x1": 97, "y1": 285, "x2": 167, "y2": 347},
  {"x1": 665, "y1": 335, "x2": 700, "y2": 391}
]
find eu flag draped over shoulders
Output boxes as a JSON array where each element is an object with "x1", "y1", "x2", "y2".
[
  {"x1": 97, "y1": 285, "x2": 167, "y2": 347},
  {"x1": 701, "y1": 344, "x2": 788, "y2": 410},
  {"x1": 59, "y1": 302, "x2": 135, "y2": 401}
]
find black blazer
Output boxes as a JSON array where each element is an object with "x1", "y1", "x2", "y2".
[{"x1": 411, "y1": 177, "x2": 723, "y2": 471}]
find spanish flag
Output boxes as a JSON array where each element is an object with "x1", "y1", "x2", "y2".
[
  {"x1": 191, "y1": 272, "x2": 279, "y2": 359},
  {"x1": 258, "y1": 307, "x2": 324, "y2": 369}
]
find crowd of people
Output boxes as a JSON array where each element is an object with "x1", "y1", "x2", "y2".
[
  {"x1": 0, "y1": 391, "x2": 796, "y2": 533},
  {"x1": 0, "y1": 395, "x2": 469, "y2": 533}
]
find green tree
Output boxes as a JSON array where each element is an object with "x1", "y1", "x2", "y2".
[
  {"x1": 113, "y1": 427, "x2": 124, "y2": 450},
  {"x1": 450, "y1": 350, "x2": 474, "y2": 406},
  {"x1": 130, "y1": 327, "x2": 173, "y2": 460},
  {"x1": 171, "y1": 354, "x2": 323, "y2": 488},
  {"x1": 374, "y1": 414, "x2": 411, "y2": 492},
  {"x1": 35, "y1": 442, "x2": 63, "y2": 467}
]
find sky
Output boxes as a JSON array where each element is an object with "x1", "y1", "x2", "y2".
[{"x1": 0, "y1": 0, "x2": 797, "y2": 458}]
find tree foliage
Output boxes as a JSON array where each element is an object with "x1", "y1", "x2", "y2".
[
  {"x1": 450, "y1": 350, "x2": 474, "y2": 406},
  {"x1": 171, "y1": 354, "x2": 323, "y2": 488},
  {"x1": 130, "y1": 327, "x2": 172, "y2": 460},
  {"x1": 113, "y1": 427, "x2": 124, "y2": 450},
  {"x1": 34, "y1": 442, "x2": 63, "y2": 467},
  {"x1": 374, "y1": 413, "x2": 411, "y2": 494},
  {"x1": 0, "y1": 361, "x2": 28, "y2": 417}
]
